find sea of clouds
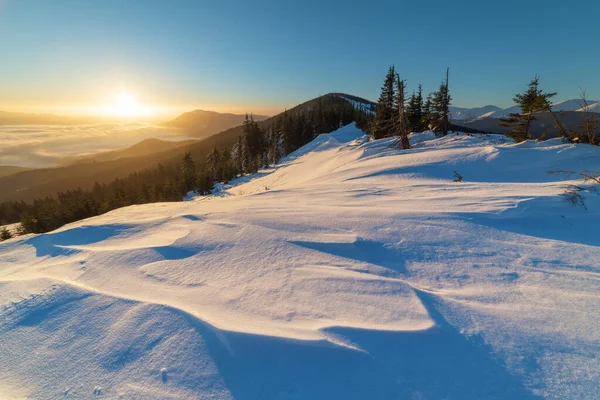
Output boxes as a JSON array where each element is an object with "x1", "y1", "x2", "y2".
[{"x1": 0, "y1": 123, "x2": 190, "y2": 168}]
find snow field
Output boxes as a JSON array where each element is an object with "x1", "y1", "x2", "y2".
[{"x1": 1, "y1": 124, "x2": 599, "y2": 398}]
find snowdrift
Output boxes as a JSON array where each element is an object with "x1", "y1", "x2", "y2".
[{"x1": 1, "y1": 124, "x2": 599, "y2": 399}]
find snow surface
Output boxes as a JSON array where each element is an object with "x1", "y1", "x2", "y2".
[
  {"x1": 0, "y1": 223, "x2": 21, "y2": 237},
  {"x1": 449, "y1": 105, "x2": 503, "y2": 121},
  {"x1": 577, "y1": 101, "x2": 600, "y2": 113},
  {"x1": 1, "y1": 124, "x2": 600, "y2": 399},
  {"x1": 551, "y1": 99, "x2": 589, "y2": 112},
  {"x1": 336, "y1": 95, "x2": 375, "y2": 114}
]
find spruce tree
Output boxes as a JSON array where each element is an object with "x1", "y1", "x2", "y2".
[
  {"x1": 241, "y1": 135, "x2": 253, "y2": 174},
  {"x1": 232, "y1": 136, "x2": 243, "y2": 175},
  {"x1": 406, "y1": 84, "x2": 424, "y2": 132},
  {"x1": 181, "y1": 152, "x2": 196, "y2": 192},
  {"x1": 195, "y1": 170, "x2": 213, "y2": 195},
  {"x1": 241, "y1": 113, "x2": 265, "y2": 166},
  {"x1": 281, "y1": 112, "x2": 294, "y2": 154},
  {"x1": 422, "y1": 93, "x2": 434, "y2": 130},
  {"x1": 501, "y1": 75, "x2": 556, "y2": 142},
  {"x1": 395, "y1": 74, "x2": 411, "y2": 149},
  {"x1": 372, "y1": 65, "x2": 397, "y2": 139},
  {"x1": 207, "y1": 148, "x2": 221, "y2": 181},
  {"x1": 432, "y1": 68, "x2": 451, "y2": 136},
  {"x1": 1, "y1": 226, "x2": 12, "y2": 241}
]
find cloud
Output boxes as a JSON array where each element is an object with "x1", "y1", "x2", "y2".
[{"x1": 0, "y1": 123, "x2": 188, "y2": 168}]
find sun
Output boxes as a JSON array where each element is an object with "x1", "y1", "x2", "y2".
[{"x1": 102, "y1": 91, "x2": 151, "y2": 119}]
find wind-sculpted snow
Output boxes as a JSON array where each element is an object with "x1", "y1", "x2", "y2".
[{"x1": 1, "y1": 124, "x2": 599, "y2": 398}]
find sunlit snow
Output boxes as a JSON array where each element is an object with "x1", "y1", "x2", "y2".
[{"x1": 1, "y1": 124, "x2": 599, "y2": 399}]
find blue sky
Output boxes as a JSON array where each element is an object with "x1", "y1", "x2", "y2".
[{"x1": 0, "y1": 0, "x2": 598, "y2": 116}]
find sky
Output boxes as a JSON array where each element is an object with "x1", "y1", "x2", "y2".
[{"x1": 0, "y1": 0, "x2": 598, "y2": 118}]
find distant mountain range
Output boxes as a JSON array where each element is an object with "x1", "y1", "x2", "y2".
[
  {"x1": 0, "y1": 109, "x2": 271, "y2": 135},
  {"x1": 162, "y1": 110, "x2": 269, "y2": 138},
  {"x1": 450, "y1": 99, "x2": 600, "y2": 122}
]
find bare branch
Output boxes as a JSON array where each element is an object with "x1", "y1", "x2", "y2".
[{"x1": 562, "y1": 185, "x2": 588, "y2": 210}]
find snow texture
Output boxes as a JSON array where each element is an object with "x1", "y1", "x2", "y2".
[{"x1": 1, "y1": 124, "x2": 599, "y2": 399}]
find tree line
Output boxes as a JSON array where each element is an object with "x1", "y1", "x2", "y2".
[
  {"x1": 368, "y1": 66, "x2": 598, "y2": 145},
  {"x1": 368, "y1": 65, "x2": 452, "y2": 149}
]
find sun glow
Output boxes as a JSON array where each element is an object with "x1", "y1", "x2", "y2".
[{"x1": 99, "y1": 91, "x2": 154, "y2": 119}]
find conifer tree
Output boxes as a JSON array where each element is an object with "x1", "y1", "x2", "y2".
[
  {"x1": 372, "y1": 65, "x2": 397, "y2": 139},
  {"x1": 196, "y1": 170, "x2": 213, "y2": 195},
  {"x1": 241, "y1": 113, "x2": 265, "y2": 167},
  {"x1": 241, "y1": 135, "x2": 253, "y2": 174},
  {"x1": 281, "y1": 112, "x2": 294, "y2": 154},
  {"x1": 305, "y1": 113, "x2": 316, "y2": 144},
  {"x1": 0, "y1": 226, "x2": 12, "y2": 241},
  {"x1": 232, "y1": 136, "x2": 243, "y2": 175},
  {"x1": 354, "y1": 103, "x2": 374, "y2": 133},
  {"x1": 501, "y1": 75, "x2": 556, "y2": 142},
  {"x1": 422, "y1": 93, "x2": 434, "y2": 130},
  {"x1": 181, "y1": 152, "x2": 196, "y2": 192},
  {"x1": 206, "y1": 148, "x2": 221, "y2": 181},
  {"x1": 266, "y1": 125, "x2": 282, "y2": 164},
  {"x1": 395, "y1": 73, "x2": 411, "y2": 149},
  {"x1": 406, "y1": 84, "x2": 424, "y2": 132},
  {"x1": 432, "y1": 68, "x2": 451, "y2": 136}
]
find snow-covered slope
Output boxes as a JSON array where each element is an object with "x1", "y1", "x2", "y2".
[
  {"x1": 335, "y1": 94, "x2": 376, "y2": 114},
  {"x1": 452, "y1": 99, "x2": 600, "y2": 121},
  {"x1": 449, "y1": 105, "x2": 503, "y2": 121},
  {"x1": 578, "y1": 101, "x2": 600, "y2": 113},
  {"x1": 1, "y1": 124, "x2": 599, "y2": 399},
  {"x1": 551, "y1": 99, "x2": 589, "y2": 112}
]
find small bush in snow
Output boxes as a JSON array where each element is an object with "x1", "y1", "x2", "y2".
[
  {"x1": 453, "y1": 171, "x2": 463, "y2": 182},
  {"x1": 0, "y1": 227, "x2": 12, "y2": 241},
  {"x1": 548, "y1": 170, "x2": 600, "y2": 210},
  {"x1": 562, "y1": 185, "x2": 590, "y2": 209}
]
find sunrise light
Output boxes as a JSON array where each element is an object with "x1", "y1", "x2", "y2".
[{"x1": 99, "y1": 91, "x2": 154, "y2": 119}]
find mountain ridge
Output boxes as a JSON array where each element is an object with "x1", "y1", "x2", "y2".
[
  {"x1": 162, "y1": 109, "x2": 269, "y2": 138},
  {"x1": 450, "y1": 98, "x2": 600, "y2": 121}
]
